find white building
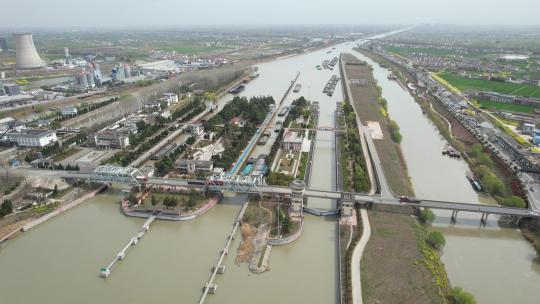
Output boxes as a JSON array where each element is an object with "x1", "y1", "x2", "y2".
[
  {"x1": 3, "y1": 129, "x2": 57, "y2": 147},
  {"x1": 282, "y1": 131, "x2": 303, "y2": 151},
  {"x1": 162, "y1": 93, "x2": 178, "y2": 103},
  {"x1": 189, "y1": 124, "x2": 204, "y2": 136},
  {"x1": 60, "y1": 105, "x2": 78, "y2": 116}
]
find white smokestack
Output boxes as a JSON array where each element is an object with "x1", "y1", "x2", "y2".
[{"x1": 13, "y1": 33, "x2": 45, "y2": 69}]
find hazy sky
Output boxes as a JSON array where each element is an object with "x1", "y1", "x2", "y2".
[{"x1": 2, "y1": 0, "x2": 540, "y2": 28}]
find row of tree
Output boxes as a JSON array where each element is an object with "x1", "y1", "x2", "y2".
[
  {"x1": 154, "y1": 144, "x2": 187, "y2": 175},
  {"x1": 209, "y1": 96, "x2": 275, "y2": 169},
  {"x1": 468, "y1": 144, "x2": 525, "y2": 208},
  {"x1": 36, "y1": 163, "x2": 80, "y2": 171},
  {"x1": 341, "y1": 102, "x2": 371, "y2": 192}
]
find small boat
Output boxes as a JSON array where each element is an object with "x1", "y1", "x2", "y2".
[
  {"x1": 466, "y1": 174, "x2": 484, "y2": 192},
  {"x1": 228, "y1": 85, "x2": 245, "y2": 94}
]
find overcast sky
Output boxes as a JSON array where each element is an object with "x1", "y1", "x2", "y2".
[{"x1": 2, "y1": 0, "x2": 540, "y2": 28}]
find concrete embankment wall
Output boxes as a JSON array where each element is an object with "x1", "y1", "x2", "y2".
[
  {"x1": 123, "y1": 195, "x2": 222, "y2": 221},
  {"x1": 21, "y1": 185, "x2": 108, "y2": 232},
  {"x1": 267, "y1": 220, "x2": 304, "y2": 246}
]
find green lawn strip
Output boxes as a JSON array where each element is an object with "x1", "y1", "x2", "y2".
[{"x1": 478, "y1": 99, "x2": 536, "y2": 113}]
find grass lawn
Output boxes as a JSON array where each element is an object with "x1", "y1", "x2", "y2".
[
  {"x1": 440, "y1": 72, "x2": 540, "y2": 98},
  {"x1": 478, "y1": 99, "x2": 537, "y2": 113}
]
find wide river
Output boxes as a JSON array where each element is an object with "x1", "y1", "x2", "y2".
[{"x1": 1, "y1": 33, "x2": 539, "y2": 304}]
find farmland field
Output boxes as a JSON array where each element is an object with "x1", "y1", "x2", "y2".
[
  {"x1": 440, "y1": 72, "x2": 540, "y2": 98},
  {"x1": 477, "y1": 99, "x2": 538, "y2": 113}
]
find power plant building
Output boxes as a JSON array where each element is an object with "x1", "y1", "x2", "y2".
[{"x1": 13, "y1": 33, "x2": 45, "y2": 69}]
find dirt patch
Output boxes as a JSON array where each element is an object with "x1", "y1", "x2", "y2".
[
  {"x1": 236, "y1": 223, "x2": 256, "y2": 264},
  {"x1": 361, "y1": 211, "x2": 444, "y2": 304},
  {"x1": 27, "y1": 176, "x2": 70, "y2": 191}
]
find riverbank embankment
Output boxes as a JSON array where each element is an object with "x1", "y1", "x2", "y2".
[{"x1": 342, "y1": 52, "x2": 448, "y2": 303}]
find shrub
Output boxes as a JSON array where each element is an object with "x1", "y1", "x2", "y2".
[
  {"x1": 419, "y1": 208, "x2": 436, "y2": 224},
  {"x1": 502, "y1": 196, "x2": 526, "y2": 208},
  {"x1": 447, "y1": 287, "x2": 477, "y2": 304},
  {"x1": 426, "y1": 231, "x2": 446, "y2": 250},
  {"x1": 389, "y1": 120, "x2": 402, "y2": 143}
]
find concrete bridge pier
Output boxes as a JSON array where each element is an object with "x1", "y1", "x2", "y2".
[
  {"x1": 480, "y1": 212, "x2": 489, "y2": 225},
  {"x1": 450, "y1": 210, "x2": 458, "y2": 223},
  {"x1": 514, "y1": 216, "x2": 522, "y2": 227},
  {"x1": 211, "y1": 265, "x2": 226, "y2": 274}
]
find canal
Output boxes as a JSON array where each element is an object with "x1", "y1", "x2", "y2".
[
  {"x1": 352, "y1": 50, "x2": 540, "y2": 303},
  {"x1": 1, "y1": 32, "x2": 538, "y2": 304},
  {"x1": 0, "y1": 42, "x2": 350, "y2": 303}
]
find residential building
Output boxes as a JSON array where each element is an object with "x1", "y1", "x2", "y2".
[
  {"x1": 2, "y1": 129, "x2": 57, "y2": 147},
  {"x1": 88, "y1": 126, "x2": 132, "y2": 149},
  {"x1": 174, "y1": 159, "x2": 214, "y2": 174},
  {"x1": 230, "y1": 116, "x2": 246, "y2": 127},
  {"x1": 282, "y1": 131, "x2": 303, "y2": 151},
  {"x1": 162, "y1": 93, "x2": 178, "y2": 103}
]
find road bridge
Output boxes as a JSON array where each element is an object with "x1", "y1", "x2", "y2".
[{"x1": 16, "y1": 166, "x2": 540, "y2": 222}]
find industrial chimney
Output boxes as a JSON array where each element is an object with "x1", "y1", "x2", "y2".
[{"x1": 13, "y1": 33, "x2": 45, "y2": 69}]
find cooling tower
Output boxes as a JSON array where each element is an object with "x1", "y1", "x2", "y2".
[{"x1": 13, "y1": 33, "x2": 45, "y2": 69}]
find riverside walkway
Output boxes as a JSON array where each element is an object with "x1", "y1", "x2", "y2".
[
  {"x1": 100, "y1": 215, "x2": 156, "y2": 278},
  {"x1": 198, "y1": 202, "x2": 249, "y2": 304}
]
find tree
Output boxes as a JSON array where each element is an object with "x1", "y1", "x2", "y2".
[
  {"x1": 469, "y1": 144, "x2": 483, "y2": 158},
  {"x1": 186, "y1": 135, "x2": 196, "y2": 145},
  {"x1": 127, "y1": 193, "x2": 138, "y2": 205},
  {"x1": 447, "y1": 287, "x2": 477, "y2": 304},
  {"x1": 151, "y1": 195, "x2": 159, "y2": 206},
  {"x1": 481, "y1": 174, "x2": 505, "y2": 196},
  {"x1": 266, "y1": 172, "x2": 294, "y2": 186},
  {"x1": 187, "y1": 195, "x2": 197, "y2": 208},
  {"x1": 426, "y1": 231, "x2": 446, "y2": 250},
  {"x1": 0, "y1": 200, "x2": 13, "y2": 217},
  {"x1": 474, "y1": 165, "x2": 491, "y2": 179},
  {"x1": 281, "y1": 212, "x2": 292, "y2": 234},
  {"x1": 389, "y1": 120, "x2": 402, "y2": 143},
  {"x1": 503, "y1": 196, "x2": 526, "y2": 208},
  {"x1": 477, "y1": 153, "x2": 493, "y2": 168},
  {"x1": 419, "y1": 208, "x2": 436, "y2": 224},
  {"x1": 163, "y1": 196, "x2": 178, "y2": 209}
]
